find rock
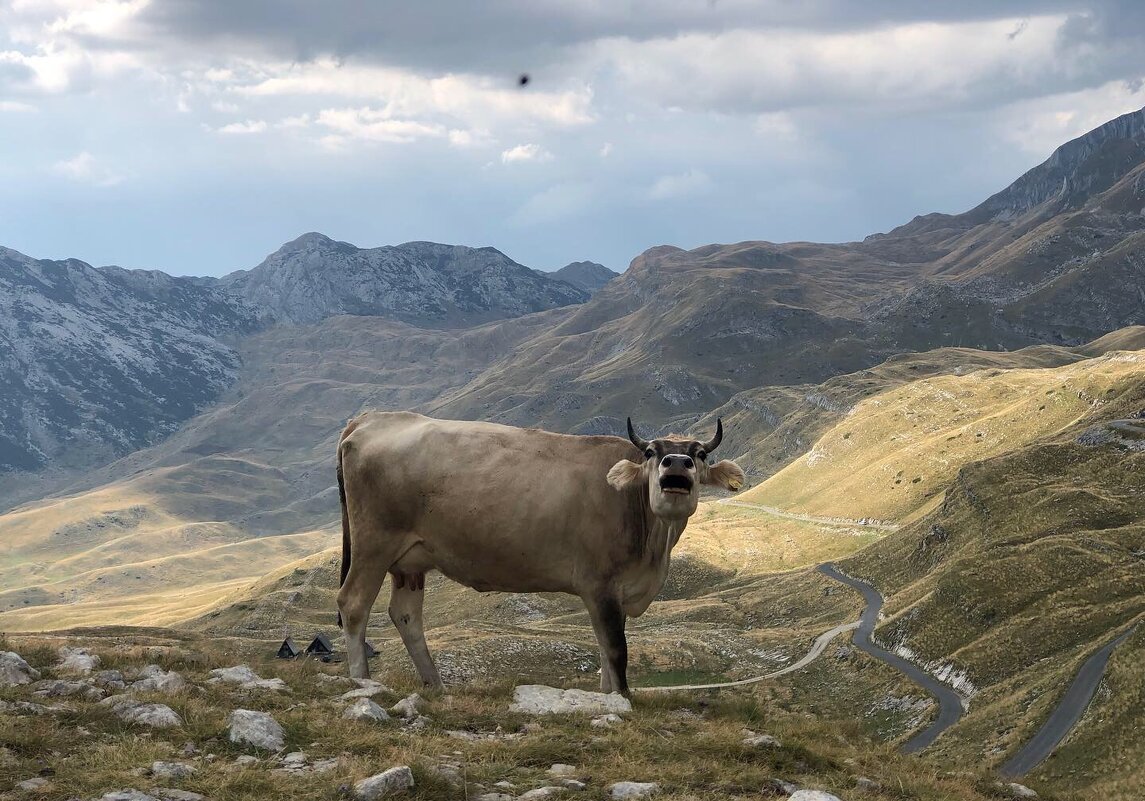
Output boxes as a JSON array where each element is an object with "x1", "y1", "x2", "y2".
[
  {"x1": 390, "y1": 693, "x2": 424, "y2": 719},
  {"x1": 608, "y1": 782, "x2": 659, "y2": 799},
  {"x1": 57, "y1": 646, "x2": 100, "y2": 674},
  {"x1": 510, "y1": 685, "x2": 632, "y2": 716},
  {"x1": 0, "y1": 652, "x2": 40, "y2": 686},
  {"x1": 209, "y1": 665, "x2": 288, "y2": 691},
  {"x1": 789, "y1": 792, "x2": 844, "y2": 801},
  {"x1": 33, "y1": 679, "x2": 103, "y2": 700},
  {"x1": 132, "y1": 666, "x2": 187, "y2": 694},
  {"x1": 1005, "y1": 784, "x2": 1039, "y2": 799},
  {"x1": 99, "y1": 792, "x2": 162, "y2": 801},
  {"x1": 16, "y1": 777, "x2": 49, "y2": 791},
  {"x1": 344, "y1": 698, "x2": 390, "y2": 723},
  {"x1": 856, "y1": 776, "x2": 880, "y2": 791},
  {"x1": 228, "y1": 709, "x2": 285, "y2": 751},
  {"x1": 428, "y1": 763, "x2": 462, "y2": 785},
  {"x1": 93, "y1": 670, "x2": 127, "y2": 690},
  {"x1": 404, "y1": 714, "x2": 432, "y2": 730},
  {"x1": 234, "y1": 755, "x2": 258, "y2": 766},
  {"x1": 311, "y1": 758, "x2": 339, "y2": 773},
  {"x1": 282, "y1": 752, "x2": 308, "y2": 767},
  {"x1": 519, "y1": 788, "x2": 565, "y2": 800},
  {"x1": 591, "y1": 714, "x2": 622, "y2": 728},
  {"x1": 150, "y1": 791, "x2": 205, "y2": 801},
  {"x1": 743, "y1": 734, "x2": 781, "y2": 748},
  {"x1": 475, "y1": 795, "x2": 514, "y2": 801},
  {"x1": 0, "y1": 700, "x2": 57, "y2": 716},
  {"x1": 340, "y1": 679, "x2": 392, "y2": 700},
  {"x1": 100, "y1": 696, "x2": 183, "y2": 728},
  {"x1": 561, "y1": 779, "x2": 587, "y2": 790},
  {"x1": 763, "y1": 778, "x2": 800, "y2": 796},
  {"x1": 150, "y1": 762, "x2": 196, "y2": 780},
  {"x1": 353, "y1": 765, "x2": 415, "y2": 799},
  {"x1": 547, "y1": 764, "x2": 578, "y2": 778}
]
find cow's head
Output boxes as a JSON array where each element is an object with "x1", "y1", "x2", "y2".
[{"x1": 607, "y1": 417, "x2": 745, "y2": 519}]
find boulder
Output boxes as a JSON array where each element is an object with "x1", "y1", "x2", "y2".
[
  {"x1": 149, "y1": 762, "x2": 196, "y2": 780},
  {"x1": 343, "y1": 698, "x2": 390, "y2": 723},
  {"x1": 519, "y1": 788, "x2": 565, "y2": 800},
  {"x1": 98, "y1": 791, "x2": 162, "y2": 801},
  {"x1": 93, "y1": 670, "x2": 127, "y2": 690},
  {"x1": 227, "y1": 709, "x2": 285, "y2": 751},
  {"x1": 510, "y1": 685, "x2": 632, "y2": 716},
  {"x1": 132, "y1": 666, "x2": 187, "y2": 694},
  {"x1": 547, "y1": 764, "x2": 578, "y2": 778},
  {"x1": 743, "y1": 734, "x2": 781, "y2": 748},
  {"x1": 57, "y1": 646, "x2": 100, "y2": 675},
  {"x1": 33, "y1": 679, "x2": 104, "y2": 700},
  {"x1": 16, "y1": 777, "x2": 49, "y2": 791},
  {"x1": 209, "y1": 665, "x2": 288, "y2": 691},
  {"x1": 390, "y1": 693, "x2": 424, "y2": 719},
  {"x1": 100, "y1": 696, "x2": 183, "y2": 728},
  {"x1": 0, "y1": 652, "x2": 40, "y2": 686},
  {"x1": 353, "y1": 765, "x2": 415, "y2": 799},
  {"x1": 608, "y1": 782, "x2": 659, "y2": 799},
  {"x1": 1005, "y1": 784, "x2": 1039, "y2": 799},
  {"x1": 789, "y1": 792, "x2": 844, "y2": 801}
]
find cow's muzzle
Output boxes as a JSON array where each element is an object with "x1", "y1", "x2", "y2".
[{"x1": 659, "y1": 474, "x2": 694, "y2": 495}]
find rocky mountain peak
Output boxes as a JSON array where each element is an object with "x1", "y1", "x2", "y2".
[{"x1": 551, "y1": 261, "x2": 618, "y2": 294}]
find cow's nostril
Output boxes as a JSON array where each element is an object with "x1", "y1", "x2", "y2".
[
  {"x1": 683, "y1": 457, "x2": 694, "y2": 469},
  {"x1": 661, "y1": 456, "x2": 673, "y2": 468}
]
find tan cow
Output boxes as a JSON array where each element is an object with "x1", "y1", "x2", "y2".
[{"x1": 335, "y1": 411, "x2": 744, "y2": 694}]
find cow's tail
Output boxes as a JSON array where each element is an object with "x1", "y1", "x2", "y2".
[{"x1": 335, "y1": 444, "x2": 351, "y2": 629}]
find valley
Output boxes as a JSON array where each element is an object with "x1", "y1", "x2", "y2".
[{"x1": 2, "y1": 107, "x2": 1145, "y2": 800}]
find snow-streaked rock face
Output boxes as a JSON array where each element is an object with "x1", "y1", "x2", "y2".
[
  {"x1": 0, "y1": 247, "x2": 260, "y2": 473},
  {"x1": 220, "y1": 234, "x2": 588, "y2": 327}
]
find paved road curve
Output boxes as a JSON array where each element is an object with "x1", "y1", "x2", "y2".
[
  {"x1": 817, "y1": 562, "x2": 965, "y2": 753},
  {"x1": 999, "y1": 624, "x2": 1139, "y2": 778}
]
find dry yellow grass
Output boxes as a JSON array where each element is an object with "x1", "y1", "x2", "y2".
[{"x1": 743, "y1": 349, "x2": 1145, "y2": 521}]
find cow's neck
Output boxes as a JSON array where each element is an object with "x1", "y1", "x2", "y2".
[{"x1": 619, "y1": 492, "x2": 688, "y2": 617}]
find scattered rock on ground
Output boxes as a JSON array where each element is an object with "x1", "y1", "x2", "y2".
[
  {"x1": 743, "y1": 734, "x2": 781, "y2": 748},
  {"x1": 511, "y1": 685, "x2": 632, "y2": 716},
  {"x1": 608, "y1": 782, "x2": 659, "y2": 799},
  {"x1": 0, "y1": 652, "x2": 40, "y2": 686},
  {"x1": 150, "y1": 790, "x2": 205, "y2": 801},
  {"x1": 856, "y1": 776, "x2": 880, "y2": 791},
  {"x1": 591, "y1": 713, "x2": 622, "y2": 728},
  {"x1": 100, "y1": 696, "x2": 183, "y2": 728},
  {"x1": 1004, "y1": 784, "x2": 1039, "y2": 799},
  {"x1": 547, "y1": 764, "x2": 578, "y2": 778},
  {"x1": 561, "y1": 779, "x2": 587, "y2": 790},
  {"x1": 789, "y1": 792, "x2": 844, "y2": 801},
  {"x1": 150, "y1": 762, "x2": 196, "y2": 780},
  {"x1": 475, "y1": 795, "x2": 514, "y2": 801},
  {"x1": 34, "y1": 679, "x2": 104, "y2": 700},
  {"x1": 17, "y1": 777, "x2": 50, "y2": 791},
  {"x1": 0, "y1": 699, "x2": 58, "y2": 716},
  {"x1": 93, "y1": 670, "x2": 127, "y2": 690},
  {"x1": 228, "y1": 709, "x2": 285, "y2": 751},
  {"x1": 209, "y1": 665, "x2": 288, "y2": 691},
  {"x1": 98, "y1": 791, "x2": 162, "y2": 801},
  {"x1": 57, "y1": 646, "x2": 101, "y2": 675},
  {"x1": 233, "y1": 755, "x2": 258, "y2": 767},
  {"x1": 344, "y1": 698, "x2": 390, "y2": 723},
  {"x1": 354, "y1": 765, "x2": 415, "y2": 799},
  {"x1": 390, "y1": 693, "x2": 424, "y2": 719},
  {"x1": 519, "y1": 788, "x2": 565, "y2": 800},
  {"x1": 340, "y1": 679, "x2": 392, "y2": 700},
  {"x1": 763, "y1": 778, "x2": 800, "y2": 796},
  {"x1": 132, "y1": 665, "x2": 187, "y2": 694}
]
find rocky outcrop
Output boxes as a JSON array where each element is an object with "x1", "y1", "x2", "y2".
[
  {"x1": 551, "y1": 260, "x2": 618, "y2": 294},
  {"x1": 509, "y1": 685, "x2": 632, "y2": 715}
]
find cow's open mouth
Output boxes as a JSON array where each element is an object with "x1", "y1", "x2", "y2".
[{"x1": 659, "y1": 474, "x2": 693, "y2": 495}]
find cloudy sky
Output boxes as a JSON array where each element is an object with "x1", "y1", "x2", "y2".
[{"x1": 2, "y1": 1, "x2": 1144, "y2": 276}]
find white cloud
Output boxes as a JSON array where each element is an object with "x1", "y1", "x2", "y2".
[
  {"x1": 993, "y1": 78, "x2": 1145, "y2": 156},
  {"x1": 217, "y1": 119, "x2": 267, "y2": 134},
  {"x1": 501, "y1": 143, "x2": 553, "y2": 164},
  {"x1": 211, "y1": 99, "x2": 239, "y2": 113},
  {"x1": 649, "y1": 168, "x2": 712, "y2": 200},
  {"x1": 599, "y1": 142, "x2": 613, "y2": 158},
  {"x1": 510, "y1": 182, "x2": 592, "y2": 225},
  {"x1": 315, "y1": 107, "x2": 446, "y2": 145},
  {"x1": 51, "y1": 151, "x2": 123, "y2": 186},
  {"x1": 275, "y1": 112, "x2": 311, "y2": 129},
  {"x1": 0, "y1": 100, "x2": 36, "y2": 112}
]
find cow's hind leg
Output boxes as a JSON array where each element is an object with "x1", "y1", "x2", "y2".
[
  {"x1": 389, "y1": 572, "x2": 444, "y2": 690},
  {"x1": 586, "y1": 594, "x2": 629, "y2": 696},
  {"x1": 338, "y1": 562, "x2": 387, "y2": 680}
]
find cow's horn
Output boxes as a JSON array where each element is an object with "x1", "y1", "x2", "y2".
[
  {"x1": 626, "y1": 417, "x2": 649, "y2": 452},
  {"x1": 702, "y1": 418, "x2": 723, "y2": 453}
]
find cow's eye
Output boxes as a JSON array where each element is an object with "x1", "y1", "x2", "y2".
[
  {"x1": 644, "y1": 448, "x2": 655, "y2": 460},
  {"x1": 697, "y1": 450, "x2": 707, "y2": 462}
]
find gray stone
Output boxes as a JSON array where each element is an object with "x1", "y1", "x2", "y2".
[
  {"x1": 474, "y1": 795, "x2": 514, "y2": 801},
  {"x1": 132, "y1": 666, "x2": 187, "y2": 694},
  {"x1": 547, "y1": 764, "x2": 577, "y2": 778},
  {"x1": 150, "y1": 790, "x2": 205, "y2": 801},
  {"x1": 57, "y1": 646, "x2": 100, "y2": 675},
  {"x1": 519, "y1": 787, "x2": 565, "y2": 800},
  {"x1": 511, "y1": 685, "x2": 632, "y2": 716},
  {"x1": 16, "y1": 777, "x2": 49, "y2": 791},
  {"x1": 150, "y1": 761, "x2": 196, "y2": 780},
  {"x1": 0, "y1": 652, "x2": 40, "y2": 686},
  {"x1": 227, "y1": 709, "x2": 285, "y2": 751},
  {"x1": 561, "y1": 779, "x2": 587, "y2": 790},
  {"x1": 856, "y1": 776, "x2": 880, "y2": 791},
  {"x1": 209, "y1": 665, "x2": 288, "y2": 691},
  {"x1": 789, "y1": 792, "x2": 844, "y2": 801},
  {"x1": 591, "y1": 713, "x2": 622, "y2": 728},
  {"x1": 1005, "y1": 784, "x2": 1039, "y2": 799},
  {"x1": 339, "y1": 679, "x2": 391, "y2": 700},
  {"x1": 343, "y1": 698, "x2": 390, "y2": 723},
  {"x1": 93, "y1": 670, "x2": 127, "y2": 689},
  {"x1": 100, "y1": 696, "x2": 183, "y2": 728},
  {"x1": 234, "y1": 755, "x2": 258, "y2": 766},
  {"x1": 608, "y1": 783, "x2": 659, "y2": 799},
  {"x1": 390, "y1": 693, "x2": 424, "y2": 719},
  {"x1": 34, "y1": 679, "x2": 103, "y2": 700},
  {"x1": 743, "y1": 734, "x2": 781, "y2": 748},
  {"x1": 764, "y1": 778, "x2": 799, "y2": 796},
  {"x1": 99, "y1": 792, "x2": 162, "y2": 801},
  {"x1": 353, "y1": 765, "x2": 415, "y2": 799}
]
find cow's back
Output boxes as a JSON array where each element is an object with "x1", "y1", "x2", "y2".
[{"x1": 339, "y1": 412, "x2": 642, "y2": 594}]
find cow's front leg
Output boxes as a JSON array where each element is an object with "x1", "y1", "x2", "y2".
[{"x1": 586, "y1": 594, "x2": 629, "y2": 696}]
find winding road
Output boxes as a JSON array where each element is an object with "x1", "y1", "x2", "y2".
[
  {"x1": 717, "y1": 498, "x2": 899, "y2": 530},
  {"x1": 999, "y1": 624, "x2": 1139, "y2": 778}
]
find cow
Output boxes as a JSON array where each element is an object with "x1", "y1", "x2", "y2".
[{"x1": 335, "y1": 411, "x2": 745, "y2": 695}]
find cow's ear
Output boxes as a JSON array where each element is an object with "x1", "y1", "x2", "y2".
[
  {"x1": 704, "y1": 460, "x2": 745, "y2": 491},
  {"x1": 607, "y1": 459, "x2": 644, "y2": 490}
]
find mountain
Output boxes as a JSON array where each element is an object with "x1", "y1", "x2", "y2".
[
  {"x1": 219, "y1": 233, "x2": 588, "y2": 326},
  {"x1": 0, "y1": 247, "x2": 260, "y2": 474},
  {"x1": 551, "y1": 260, "x2": 618, "y2": 294}
]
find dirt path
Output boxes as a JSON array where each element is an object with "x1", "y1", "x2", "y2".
[{"x1": 717, "y1": 498, "x2": 899, "y2": 531}]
